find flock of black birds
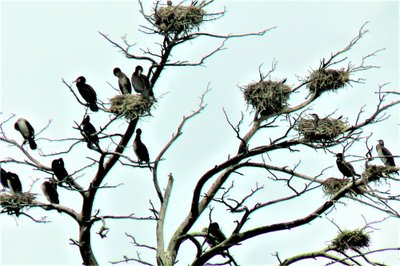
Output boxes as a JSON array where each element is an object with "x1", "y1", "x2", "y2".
[{"x1": 0, "y1": 65, "x2": 154, "y2": 209}]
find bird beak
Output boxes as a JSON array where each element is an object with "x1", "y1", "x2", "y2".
[{"x1": 73, "y1": 78, "x2": 79, "y2": 83}]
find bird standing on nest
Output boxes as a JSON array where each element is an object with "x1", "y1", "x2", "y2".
[
  {"x1": 14, "y1": 118, "x2": 37, "y2": 150},
  {"x1": 6, "y1": 171, "x2": 23, "y2": 193},
  {"x1": 131, "y1": 66, "x2": 153, "y2": 98},
  {"x1": 336, "y1": 153, "x2": 360, "y2": 181},
  {"x1": 376, "y1": 139, "x2": 396, "y2": 167},
  {"x1": 74, "y1": 76, "x2": 99, "y2": 112},
  {"x1": 113, "y1": 67, "x2": 132, "y2": 95},
  {"x1": 133, "y1": 128, "x2": 152, "y2": 171}
]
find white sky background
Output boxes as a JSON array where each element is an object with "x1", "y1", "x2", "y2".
[{"x1": 0, "y1": 0, "x2": 399, "y2": 265}]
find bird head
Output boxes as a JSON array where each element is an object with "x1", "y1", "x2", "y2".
[
  {"x1": 74, "y1": 76, "x2": 86, "y2": 83},
  {"x1": 136, "y1": 128, "x2": 142, "y2": 135},
  {"x1": 377, "y1": 139, "x2": 385, "y2": 146},
  {"x1": 310, "y1": 113, "x2": 319, "y2": 120},
  {"x1": 113, "y1": 67, "x2": 121, "y2": 76},
  {"x1": 82, "y1": 115, "x2": 91, "y2": 124},
  {"x1": 336, "y1": 153, "x2": 343, "y2": 159},
  {"x1": 135, "y1": 65, "x2": 143, "y2": 75}
]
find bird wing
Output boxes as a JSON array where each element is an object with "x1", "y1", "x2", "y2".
[
  {"x1": 381, "y1": 147, "x2": 395, "y2": 166},
  {"x1": 25, "y1": 120, "x2": 35, "y2": 136}
]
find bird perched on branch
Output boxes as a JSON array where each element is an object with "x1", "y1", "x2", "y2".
[
  {"x1": 81, "y1": 115, "x2": 99, "y2": 149},
  {"x1": 74, "y1": 76, "x2": 99, "y2": 112},
  {"x1": 133, "y1": 128, "x2": 151, "y2": 171},
  {"x1": 41, "y1": 181, "x2": 60, "y2": 207},
  {"x1": 203, "y1": 222, "x2": 227, "y2": 247},
  {"x1": 14, "y1": 118, "x2": 37, "y2": 150},
  {"x1": 336, "y1": 153, "x2": 360, "y2": 179},
  {"x1": 51, "y1": 158, "x2": 72, "y2": 185},
  {"x1": 113, "y1": 67, "x2": 132, "y2": 95},
  {"x1": 376, "y1": 139, "x2": 396, "y2": 167},
  {"x1": 131, "y1": 65, "x2": 153, "y2": 98}
]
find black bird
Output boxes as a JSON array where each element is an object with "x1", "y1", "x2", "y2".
[
  {"x1": 6, "y1": 171, "x2": 22, "y2": 193},
  {"x1": 113, "y1": 67, "x2": 132, "y2": 95},
  {"x1": 376, "y1": 139, "x2": 396, "y2": 167},
  {"x1": 133, "y1": 128, "x2": 151, "y2": 170},
  {"x1": 81, "y1": 115, "x2": 99, "y2": 148},
  {"x1": 1, "y1": 167, "x2": 9, "y2": 190},
  {"x1": 51, "y1": 158, "x2": 70, "y2": 183},
  {"x1": 74, "y1": 76, "x2": 99, "y2": 112},
  {"x1": 336, "y1": 153, "x2": 360, "y2": 178},
  {"x1": 310, "y1": 113, "x2": 320, "y2": 126},
  {"x1": 131, "y1": 65, "x2": 153, "y2": 98},
  {"x1": 203, "y1": 222, "x2": 227, "y2": 247},
  {"x1": 14, "y1": 118, "x2": 37, "y2": 150},
  {"x1": 41, "y1": 181, "x2": 60, "y2": 206}
]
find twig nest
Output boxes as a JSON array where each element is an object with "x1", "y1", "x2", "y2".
[
  {"x1": 0, "y1": 192, "x2": 35, "y2": 215},
  {"x1": 243, "y1": 80, "x2": 291, "y2": 116},
  {"x1": 362, "y1": 164, "x2": 396, "y2": 182},
  {"x1": 307, "y1": 68, "x2": 350, "y2": 95},
  {"x1": 297, "y1": 117, "x2": 347, "y2": 143},
  {"x1": 322, "y1": 178, "x2": 366, "y2": 197},
  {"x1": 154, "y1": 5, "x2": 205, "y2": 34},
  {"x1": 109, "y1": 94, "x2": 155, "y2": 120},
  {"x1": 331, "y1": 229, "x2": 370, "y2": 252}
]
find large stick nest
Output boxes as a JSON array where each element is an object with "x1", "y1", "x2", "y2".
[
  {"x1": 362, "y1": 164, "x2": 397, "y2": 182},
  {"x1": 297, "y1": 117, "x2": 347, "y2": 143},
  {"x1": 322, "y1": 178, "x2": 367, "y2": 197},
  {"x1": 0, "y1": 192, "x2": 36, "y2": 216},
  {"x1": 243, "y1": 80, "x2": 291, "y2": 116},
  {"x1": 331, "y1": 229, "x2": 370, "y2": 252},
  {"x1": 154, "y1": 5, "x2": 205, "y2": 35},
  {"x1": 307, "y1": 68, "x2": 350, "y2": 95},
  {"x1": 109, "y1": 94, "x2": 155, "y2": 120}
]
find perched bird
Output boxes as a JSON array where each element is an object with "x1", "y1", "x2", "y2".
[
  {"x1": 131, "y1": 65, "x2": 153, "y2": 98},
  {"x1": 41, "y1": 181, "x2": 60, "y2": 206},
  {"x1": 376, "y1": 139, "x2": 396, "y2": 167},
  {"x1": 203, "y1": 222, "x2": 227, "y2": 247},
  {"x1": 1, "y1": 167, "x2": 9, "y2": 190},
  {"x1": 51, "y1": 158, "x2": 70, "y2": 183},
  {"x1": 81, "y1": 115, "x2": 99, "y2": 148},
  {"x1": 310, "y1": 113, "x2": 320, "y2": 126},
  {"x1": 336, "y1": 153, "x2": 360, "y2": 178},
  {"x1": 133, "y1": 128, "x2": 151, "y2": 170},
  {"x1": 74, "y1": 76, "x2": 99, "y2": 112},
  {"x1": 6, "y1": 171, "x2": 22, "y2": 193},
  {"x1": 14, "y1": 118, "x2": 37, "y2": 150},
  {"x1": 113, "y1": 67, "x2": 132, "y2": 95}
]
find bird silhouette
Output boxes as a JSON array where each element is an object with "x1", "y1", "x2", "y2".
[
  {"x1": 6, "y1": 171, "x2": 22, "y2": 193},
  {"x1": 74, "y1": 76, "x2": 99, "y2": 112},
  {"x1": 133, "y1": 128, "x2": 151, "y2": 171},
  {"x1": 81, "y1": 115, "x2": 99, "y2": 148},
  {"x1": 41, "y1": 181, "x2": 60, "y2": 205},
  {"x1": 14, "y1": 118, "x2": 37, "y2": 150},
  {"x1": 336, "y1": 153, "x2": 360, "y2": 179},
  {"x1": 113, "y1": 67, "x2": 132, "y2": 95},
  {"x1": 131, "y1": 66, "x2": 153, "y2": 98}
]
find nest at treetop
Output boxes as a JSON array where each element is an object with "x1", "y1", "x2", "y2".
[
  {"x1": 154, "y1": 4, "x2": 205, "y2": 34},
  {"x1": 362, "y1": 164, "x2": 397, "y2": 182},
  {"x1": 331, "y1": 229, "x2": 370, "y2": 252},
  {"x1": 322, "y1": 177, "x2": 367, "y2": 197},
  {"x1": 307, "y1": 68, "x2": 350, "y2": 95},
  {"x1": 297, "y1": 117, "x2": 347, "y2": 143},
  {"x1": 109, "y1": 94, "x2": 155, "y2": 120},
  {"x1": 0, "y1": 192, "x2": 36, "y2": 216},
  {"x1": 243, "y1": 80, "x2": 291, "y2": 116}
]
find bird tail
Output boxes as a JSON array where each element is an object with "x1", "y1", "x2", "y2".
[
  {"x1": 90, "y1": 103, "x2": 99, "y2": 112},
  {"x1": 28, "y1": 138, "x2": 37, "y2": 150}
]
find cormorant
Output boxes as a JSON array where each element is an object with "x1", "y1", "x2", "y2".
[
  {"x1": 14, "y1": 118, "x2": 37, "y2": 150},
  {"x1": 1, "y1": 167, "x2": 9, "y2": 190},
  {"x1": 41, "y1": 181, "x2": 60, "y2": 205},
  {"x1": 113, "y1": 67, "x2": 132, "y2": 94},
  {"x1": 74, "y1": 76, "x2": 99, "y2": 112},
  {"x1": 376, "y1": 139, "x2": 396, "y2": 167},
  {"x1": 203, "y1": 222, "x2": 227, "y2": 247},
  {"x1": 51, "y1": 158, "x2": 70, "y2": 183},
  {"x1": 131, "y1": 65, "x2": 153, "y2": 98},
  {"x1": 6, "y1": 171, "x2": 22, "y2": 193},
  {"x1": 133, "y1": 128, "x2": 151, "y2": 170},
  {"x1": 336, "y1": 153, "x2": 360, "y2": 178},
  {"x1": 81, "y1": 115, "x2": 99, "y2": 148},
  {"x1": 310, "y1": 113, "x2": 320, "y2": 126}
]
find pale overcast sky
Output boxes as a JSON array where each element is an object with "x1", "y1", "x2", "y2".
[{"x1": 1, "y1": 1, "x2": 399, "y2": 265}]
